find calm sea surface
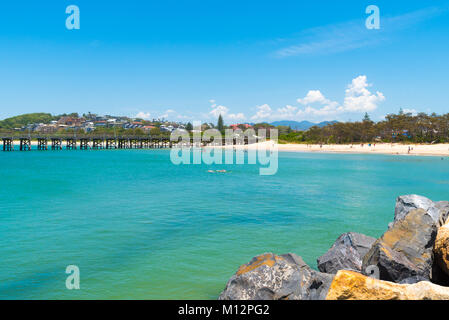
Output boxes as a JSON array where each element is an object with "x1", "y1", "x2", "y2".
[{"x1": 0, "y1": 149, "x2": 448, "y2": 299}]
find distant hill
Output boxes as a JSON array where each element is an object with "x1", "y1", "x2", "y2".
[
  {"x1": 0, "y1": 113, "x2": 55, "y2": 129},
  {"x1": 270, "y1": 120, "x2": 338, "y2": 131}
]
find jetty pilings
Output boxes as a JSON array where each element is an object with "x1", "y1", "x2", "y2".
[
  {"x1": 66, "y1": 138, "x2": 77, "y2": 150},
  {"x1": 51, "y1": 138, "x2": 62, "y2": 150},
  {"x1": 2, "y1": 138, "x2": 13, "y2": 151},
  {"x1": 1, "y1": 135, "x2": 260, "y2": 151},
  {"x1": 19, "y1": 138, "x2": 31, "y2": 151},
  {"x1": 37, "y1": 138, "x2": 48, "y2": 150}
]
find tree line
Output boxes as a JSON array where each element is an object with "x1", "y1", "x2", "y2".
[{"x1": 278, "y1": 111, "x2": 449, "y2": 144}]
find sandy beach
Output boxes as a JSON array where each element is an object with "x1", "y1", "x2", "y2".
[
  {"x1": 6, "y1": 140, "x2": 449, "y2": 156},
  {"x1": 208, "y1": 141, "x2": 449, "y2": 157}
]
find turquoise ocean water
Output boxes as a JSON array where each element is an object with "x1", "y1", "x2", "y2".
[{"x1": 0, "y1": 149, "x2": 448, "y2": 299}]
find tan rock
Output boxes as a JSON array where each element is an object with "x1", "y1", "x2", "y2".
[
  {"x1": 434, "y1": 221, "x2": 449, "y2": 276},
  {"x1": 235, "y1": 253, "x2": 279, "y2": 276},
  {"x1": 405, "y1": 281, "x2": 449, "y2": 300},
  {"x1": 362, "y1": 208, "x2": 437, "y2": 282},
  {"x1": 219, "y1": 253, "x2": 334, "y2": 300},
  {"x1": 326, "y1": 270, "x2": 449, "y2": 300}
]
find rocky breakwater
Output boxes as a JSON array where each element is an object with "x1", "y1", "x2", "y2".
[
  {"x1": 219, "y1": 195, "x2": 449, "y2": 300},
  {"x1": 218, "y1": 253, "x2": 333, "y2": 300}
]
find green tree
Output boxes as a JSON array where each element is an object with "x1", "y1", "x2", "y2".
[
  {"x1": 217, "y1": 115, "x2": 224, "y2": 132},
  {"x1": 276, "y1": 125, "x2": 291, "y2": 135},
  {"x1": 0, "y1": 113, "x2": 54, "y2": 129},
  {"x1": 363, "y1": 112, "x2": 371, "y2": 122},
  {"x1": 150, "y1": 127, "x2": 161, "y2": 136}
]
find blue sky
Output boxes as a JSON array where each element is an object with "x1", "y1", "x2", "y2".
[{"x1": 1, "y1": 0, "x2": 449, "y2": 123}]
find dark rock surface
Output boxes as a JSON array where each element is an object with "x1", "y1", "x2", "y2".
[
  {"x1": 362, "y1": 208, "x2": 437, "y2": 283},
  {"x1": 219, "y1": 253, "x2": 333, "y2": 300},
  {"x1": 317, "y1": 232, "x2": 376, "y2": 274},
  {"x1": 399, "y1": 276, "x2": 429, "y2": 284},
  {"x1": 394, "y1": 195, "x2": 442, "y2": 226}
]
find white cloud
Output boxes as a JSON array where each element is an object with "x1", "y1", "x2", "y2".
[
  {"x1": 297, "y1": 105, "x2": 343, "y2": 117},
  {"x1": 227, "y1": 113, "x2": 246, "y2": 121},
  {"x1": 209, "y1": 101, "x2": 246, "y2": 122},
  {"x1": 252, "y1": 104, "x2": 304, "y2": 121},
  {"x1": 209, "y1": 104, "x2": 229, "y2": 118},
  {"x1": 296, "y1": 90, "x2": 341, "y2": 117},
  {"x1": 403, "y1": 108, "x2": 418, "y2": 115},
  {"x1": 298, "y1": 90, "x2": 335, "y2": 106},
  {"x1": 137, "y1": 109, "x2": 192, "y2": 121},
  {"x1": 343, "y1": 75, "x2": 385, "y2": 112},
  {"x1": 249, "y1": 75, "x2": 384, "y2": 121},
  {"x1": 251, "y1": 104, "x2": 273, "y2": 121},
  {"x1": 277, "y1": 105, "x2": 298, "y2": 117},
  {"x1": 135, "y1": 76, "x2": 384, "y2": 124},
  {"x1": 159, "y1": 109, "x2": 176, "y2": 119},
  {"x1": 295, "y1": 75, "x2": 384, "y2": 117},
  {"x1": 294, "y1": 89, "x2": 342, "y2": 118},
  {"x1": 136, "y1": 111, "x2": 151, "y2": 120}
]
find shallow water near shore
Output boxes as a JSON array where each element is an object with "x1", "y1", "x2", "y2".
[{"x1": 0, "y1": 149, "x2": 448, "y2": 299}]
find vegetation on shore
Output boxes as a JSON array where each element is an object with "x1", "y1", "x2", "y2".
[
  {"x1": 2, "y1": 110, "x2": 449, "y2": 144},
  {"x1": 0, "y1": 113, "x2": 57, "y2": 129},
  {"x1": 278, "y1": 111, "x2": 449, "y2": 144}
]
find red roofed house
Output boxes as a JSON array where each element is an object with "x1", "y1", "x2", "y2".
[{"x1": 230, "y1": 123, "x2": 253, "y2": 130}]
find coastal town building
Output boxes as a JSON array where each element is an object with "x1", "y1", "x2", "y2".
[
  {"x1": 229, "y1": 123, "x2": 253, "y2": 130},
  {"x1": 9, "y1": 113, "x2": 211, "y2": 136}
]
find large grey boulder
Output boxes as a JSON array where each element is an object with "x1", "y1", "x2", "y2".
[
  {"x1": 394, "y1": 195, "x2": 442, "y2": 226},
  {"x1": 219, "y1": 253, "x2": 333, "y2": 300},
  {"x1": 317, "y1": 232, "x2": 376, "y2": 274},
  {"x1": 363, "y1": 208, "x2": 438, "y2": 283}
]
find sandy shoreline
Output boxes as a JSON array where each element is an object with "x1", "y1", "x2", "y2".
[
  {"x1": 208, "y1": 141, "x2": 449, "y2": 157},
  {"x1": 7, "y1": 140, "x2": 449, "y2": 156}
]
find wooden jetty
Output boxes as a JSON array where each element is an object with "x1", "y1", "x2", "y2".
[
  {"x1": 51, "y1": 138, "x2": 62, "y2": 150},
  {"x1": 1, "y1": 135, "x2": 256, "y2": 151},
  {"x1": 37, "y1": 137, "x2": 48, "y2": 150},
  {"x1": 2, "y1": 138, "x2": 13, "y2": 151},
  {"x1": 19, "y1": 138, "x2": 31, "y2": 151}
]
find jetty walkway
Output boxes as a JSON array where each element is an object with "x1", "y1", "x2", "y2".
[{"x1": 1, "y1": 135, "x2": 255, "y2": 151}]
